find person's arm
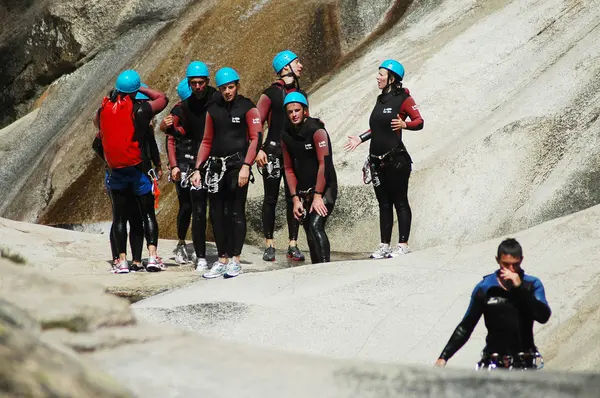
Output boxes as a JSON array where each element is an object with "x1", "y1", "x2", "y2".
[
  {"x1": 147, "y1": 126, "x2": 161, "y2": 168},
  {"x1": 438, "y1": 285, "x2": 485, "y2": 363},
  {"x1": 312, "y1": 129, "x2": 330, "y2": 195},
  {"x1": 138, "y1": 86, "x2": 169, "y2": 114},
  {"x1": 513, "y1": 278, "x2": 551, "y2": 324},
  {"x1": 167, "y1": 135, "x2": 177, "y2": 169},
  {"x1": 359, "y1": 129, "x2": 372, "y2": 142},
  {"x1": 92, "y1": 132, "x2": 105, "y2": 161},
  {"x1": 399, "y1": 96, "x2": 424, "y2": 130},
  {"x1": 256, "y1": 94, "x2": 272, "y2": 126},
  {"x1": 194, "y1": 113, "x2": 214, "y2": 170},
  {"x1": 243, "y1": 107, "x2": 262, "y2": 166},
  {"x1": 282, "y1": 140, "x2": 297, "y2": 196}
]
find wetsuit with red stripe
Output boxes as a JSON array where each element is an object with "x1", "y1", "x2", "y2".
[
  {"x1": 195, "y1": 94, "x2": 261, "y2": 258},
  {"x1": 162, "y1": 86, "x2": 216, "y2": 259},
  {"x1": 282, "y1": 117, "x2": 337, "y2": 263},
  {"x1": 256, "y1": 81, "x2": 307, "y2": 241},
  {"x1": 363, "y1": 87, "x2": 423, "y2": 245}
]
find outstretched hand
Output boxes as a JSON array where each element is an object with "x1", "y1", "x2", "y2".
[{"x1": 344, "y1": 135, "x2": 362, "y2": 152}]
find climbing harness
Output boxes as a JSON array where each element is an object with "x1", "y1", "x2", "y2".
[
  {"x1": 475, "y1": 351, "x2": 544, "y2": 371},
  {"x1": 258, "y1": 153, "x2": 281, "y2": 179},
  {"x1": 296, "y1": 187, "x2": 315, "y2": 224}
]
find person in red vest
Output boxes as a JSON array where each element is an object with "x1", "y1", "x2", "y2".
[{"x1": 92, "y1": 70, "x2": 168, "y2": 274}]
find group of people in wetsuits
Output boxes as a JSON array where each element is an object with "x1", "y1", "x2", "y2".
[
  {"x1": 94, "y1": 50, "x2": 423, "y2": 278},
  {"x1": 93, "y1": 50, "x2": 552, "y2": 372}
]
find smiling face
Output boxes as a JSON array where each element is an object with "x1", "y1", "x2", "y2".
[
  {"x1": 219, "y1": 82, "x2": 238, "y2": 102},
  {"x1": 286, "y1": 103, "x2": 306, "y2": 125}
]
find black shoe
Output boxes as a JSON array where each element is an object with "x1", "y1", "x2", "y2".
[
  {"x1": 263, "y1": 246, "x2": 276, "y2": 261},
  {"x1": 287, "y1": 246, "x2": 305, "y2": 261}
]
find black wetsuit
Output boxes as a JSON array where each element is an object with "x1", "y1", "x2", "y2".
[
  {"x1": 196, "y1": 94, "x2": 261, "y2": 258},
  {"x1": 257, "y1": 82, "x2": 306, "y2": 240},
  {"x1": 107, "y1": 110, "x2": 160, "y2": 263},
  {"x1": 364, "y1": 88, "x2": 423, "y2": 244},
  {"x1": 93, "y1": 88, "x2": 168, "y2": 258},
  {"x1": 165, "y1": 87, "x2": 216, "y2": 258},
  {"x1": 439, "y1": 271, "x2": 551, "y2": 368},
  {"x1": 282, "y1": 117, "x2": 337, "y2": 264}
]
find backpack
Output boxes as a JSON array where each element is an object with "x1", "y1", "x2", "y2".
[{"x1": 98, "y1": 94, "x2": 142, "y2": 169}]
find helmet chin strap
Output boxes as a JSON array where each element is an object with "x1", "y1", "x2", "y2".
[{"x1": 280, "y1": 64, "x2": 301, "y2": 90}]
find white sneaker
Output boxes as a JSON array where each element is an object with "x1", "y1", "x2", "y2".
[
  {"x1": 146, "y1": 256, "x2": 163, "y2": 272},
  {"x1": 388, "y1": 244, "x2": 410, "y2": 257},
  {"x1": 195, "y1": 257, "x2": 208, "y2": 272},
  {"x1": 224, "y1": 260, "x2": 242, "y2": 278},
  {"x1": 203, "y1": 261, "x2": 228, "y2": 279},
  {"x1": 116, "y1": 260, "x2": 129, "y2": 274},
  {"x1": 173, "y1": 244, "x2": 189, "y2": 264},
  {"x1": 370, "y1": 243, "x2": 392, "y2": 259}
]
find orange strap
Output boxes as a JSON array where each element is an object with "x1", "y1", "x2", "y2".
[{"x1": 153, "y1": 178, "x2": 160, "y2": 209}]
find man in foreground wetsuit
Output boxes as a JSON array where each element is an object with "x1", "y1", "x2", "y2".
[{"x1": 434, "y1": 238, "x2": 551, "y2": 370}]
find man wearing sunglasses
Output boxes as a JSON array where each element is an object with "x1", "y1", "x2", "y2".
[{"x1": 160, "y1": 61, "x2": 217, "y2": 272}]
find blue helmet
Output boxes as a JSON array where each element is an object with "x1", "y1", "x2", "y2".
[
  {"x1": 379, "y1": 59, "x2": 405, "y2": 80},
  {"x1": 272, "y1": 50, "x2": 298, "y2": 74},
  {"x1": 215, "y1": 67, "x2": 240, "y2": 87},
  {"x1": 186, "y1": 61, "x2": 209, "y2": 78},
  {"x1": 283, "y1": 92, "x2": 308, "y2": 108},
  {"x1": 115, "y1": 70, "x2": 141, "y2": 93},
  {"x1": 135, "y1": 83, "x2": 149, "y2": 100},
  {"x1": 176, "y1": 79, "x2": 193, "y2": 101}
]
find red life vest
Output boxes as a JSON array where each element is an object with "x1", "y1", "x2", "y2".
[{"x1": 98, "y1": 95, "x2": 142, "y2": 169}]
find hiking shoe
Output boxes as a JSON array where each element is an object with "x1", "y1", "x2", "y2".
[
  {"x1": 203, "y1": 261, "x2": 228, "y2": 279},
  {"x1": 195, "y1": 257, "x2": 208, "y2": 272},
  {"x1": 130, "y1": 262, "x2": 145, "y2": 272},
  {"x1": 116, "y1": 260, "x2": 129, "y2": 274},
  {"x1": 224, "y1": 260, "x2": 242, "y2": 278},
  {"x1": 173, "y1": 244, "x2": 189, "y2": 264},
  {"x1": 370, "y1": 243, "x2": 392, "y2": 259},
  {"x1": 388, "y1": 244, "x2": 410, "y2": 257},
  {"x1": 146, "y1": 256, "x2": 163, "y2": 272},
  {"x1": 287, "y1": 245, "x2": 305, "y2": 261},
  {"x1": 262, "y1": 246, "x2": 276, "y2": 261}
]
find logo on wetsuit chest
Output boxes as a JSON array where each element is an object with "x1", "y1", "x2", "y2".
[
  {"x1": 318, "y1": 141, "x2": 326, "y2": 148},
  {"x1": 383, "y1": 108, "x2": 392, "y2": 114},
  {"x1": 304, "y1": 143, "x2": 313, "y2": 150},
  {"x1": 487, "y1": 297, "x2": 508, "y2": 305},
  {"x1": 232, "y1": 117, "x2": 241, "y2": 123}
]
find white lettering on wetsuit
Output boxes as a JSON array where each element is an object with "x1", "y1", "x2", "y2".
[
  {"x1": 383, "y1": 108, "x2": 392, "y2": 114},
  {"x1": 232, "y1": 117, "x2": 241, "y2": 123}
]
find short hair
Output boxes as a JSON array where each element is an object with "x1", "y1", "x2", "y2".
[{"x1": 497, "y1": 238, "x2": 523, "y2": 259}]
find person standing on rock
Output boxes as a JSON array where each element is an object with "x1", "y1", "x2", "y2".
[
  {"x1": 255, "y1": 50, "x2": 307, "y2": 263},
  {"x1": 344, "y1": 60, "x2": 423, "y2": 259},
  {"x1": 281, "y1": 92, "x2": 337, "y2": 264},
  {"x1": 190, "y1": 67, "x2": 261, "y2": 279},
  {"x1": 93, "y1": 70, "x2": 168, "y2": 273},
  {"x1": 434, "y1": 238, "x2": 551, "y2": 370},
  {"x1": 160, "y1": 61, "x2": 217, "y2": 272},
  {"x1": 104, "y1": 83, "x2": 163, "y2": 272}
]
